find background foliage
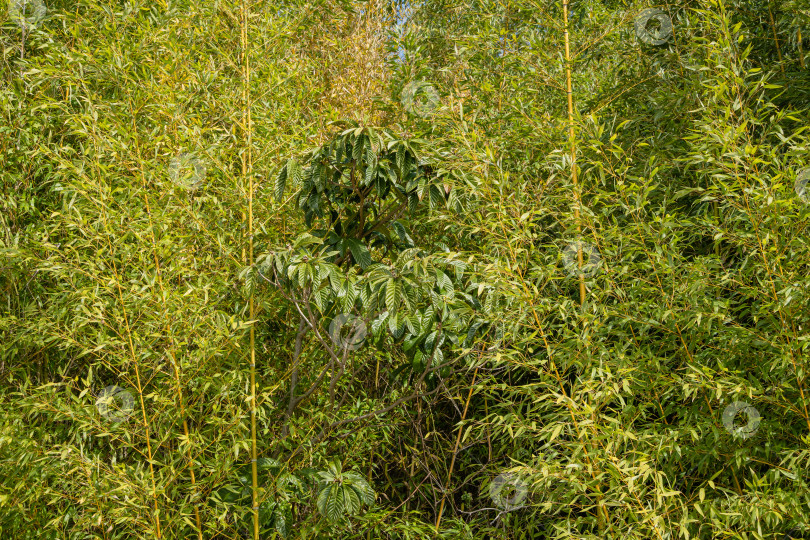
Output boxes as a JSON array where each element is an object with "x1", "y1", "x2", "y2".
[{"x1": 1, "y1": 0, "x2": 809, "y2": 538}]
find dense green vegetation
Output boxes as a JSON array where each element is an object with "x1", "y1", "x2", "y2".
[{"x1": 2, "y1": 0, "x2": 810, "y2": 538}]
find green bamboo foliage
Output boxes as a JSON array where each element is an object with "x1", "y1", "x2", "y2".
[
  {"x1": 396, "y1": 0, "x2": 810, "y2": 537},
  {"x1": 3, "y1": 0, "x2": 810, "y2": 539},
  {"x1": 0, "y1": 1, "x2": 328, "y2": 537}
]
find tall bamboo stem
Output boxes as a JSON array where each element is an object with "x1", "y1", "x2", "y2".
[
  {"x1": 239, "y1": 1, "x2": 259, "y2": 538},
  {"x1": 142, "y1": 201, "x2": 204, "y2": 540},
  {"x1": 562, "y1": 0, "x2": 585, "y2": 305},
  {"x1": 129, "y1": 103, "x2": 204, "y2": 539},
  {"x1": 108, "y1": 248, "x2": 162, "y2": 537},
  {"x1": 562, "y1": 1, "x2": 607, "y2": 530},
  {"x1": 767, "y1": 1, "x2": 785, "y2": 74}
]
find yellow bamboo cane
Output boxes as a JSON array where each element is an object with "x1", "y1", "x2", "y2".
[
  {"x1": 562, "y1": 0, "x2": 607, "y2": 530},
  {"x1": 562, "y1": 0, "x2": 586, "y2": 305},
  {"x1": 239, "y1": 1, "x2": 259, "y2": 538}
]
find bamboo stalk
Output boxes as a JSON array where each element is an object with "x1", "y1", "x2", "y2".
[
  {"x1": 562, "y1": 0, "x2": 585, "y2": 305},
  {"x1": 799, "y1": 27, "x2": 805, "y2": 69},
  {"x1": 562, "y1": 1, "x2": 608, "y2": 530},
  {"x1": 434, "y1": 365, "x2": 479, "y2": 531},
  {"x1": 767, "y1": 0, "x2": 785, "y2": 74},
  {"x1": 239, "y1": 1, "x2": 259, "y2": 538},
  {"x1": 142, "y1": 202, "x2": 204, "y2": 540},
  {"x1": 108, "y1": 248, "x2": 162, "y2": 538},
  {"x1": 663, "y1": 3, "x2": 686, "y2": 80},
  {"x1": 129, "y1": 103, "x2": 204, "y2": 538}
]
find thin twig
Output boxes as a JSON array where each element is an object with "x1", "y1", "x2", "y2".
[{"x1": 434, "y1": 363, "x2": 479, "y2": 530}]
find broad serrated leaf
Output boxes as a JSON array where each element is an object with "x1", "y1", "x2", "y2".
[
  {"x1": 364, "y1": 162, "x2": 376, "y2": 186},
  {"x1": 288, "y1": 158, "x2": 303, "y2": 187},
  {"x1": 326, "y1": 486, "x2": 343, "y2": 521},
  {"x1": 274, "y1": 164, "x2": 288, "y2": 201},
  {"x1": 396, "y1": 145, "x2": 406, "y2": 175},
  {"x1": 392, "y1": 220, "x2": 414, "y2": 247},
  {"x1": 385, "y1": 278, "x2": 399, "y2": 312},
  {"x1": 352, "y1": 135, "x2": 365, "y2": 163},
  {"x1": 436, "y1": 269, "x2": 452, "y2": 293},
  {"x1": 429, "y1": 184, "x2": 443, "y2": 209},
  {"x1": 346, "y1": 239, "x2": 372, "y2": 269},
  {"x1": 257, "y1": 457, "x2": 281, "y2": 473},
  {"x1": 342, "y1": 484, "x2": 361, "y2": 515},
  {"x1": 316, "y1": 484, "x2": 332, "y2": 518},
  {"x1": 347, "y1": 474, "x2": 375, "y2": 505},
  {"x1": 275, "y1": 511, "x2": 288, "y2": 538}
]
